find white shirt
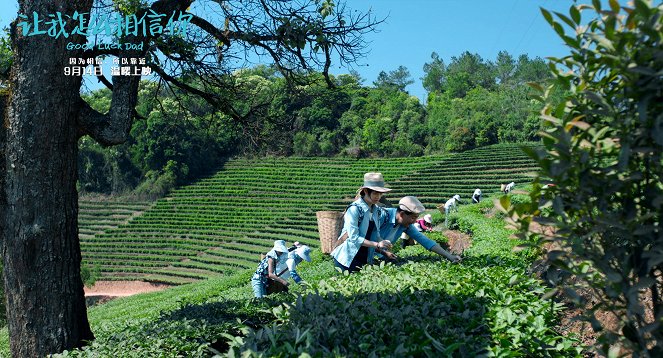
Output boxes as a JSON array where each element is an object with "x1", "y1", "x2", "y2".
[{"x1": 444, "y1": 197, "x2": 457, "y2": 209}]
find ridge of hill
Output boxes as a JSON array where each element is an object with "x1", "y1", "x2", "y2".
[{"x1": 79, "y1": 143, "x2": 540, "y2": 284}]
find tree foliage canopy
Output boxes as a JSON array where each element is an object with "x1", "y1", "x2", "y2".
[{"x1": 508, "y1": 1, "x2": 663, "y2": 355}]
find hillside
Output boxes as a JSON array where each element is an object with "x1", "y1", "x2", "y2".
[{"x1": 80, "y1": 143, "x2": 539, "y2": 284}]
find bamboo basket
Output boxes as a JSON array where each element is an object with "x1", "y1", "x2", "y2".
[{"x1": 316, "y1": 211, "x2": 344, "y2": 254}]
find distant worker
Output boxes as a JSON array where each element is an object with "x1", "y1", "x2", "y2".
[
  {"x1": 416, "y1": 214, "x2": 433, "y2": 232},
  {"x1": 472, "y1": 188, "x2": 482, "y2": 204},
  {"x1": 402, "y1": 213, "x2": 433, "y2": 248},
  {"x1": 377, "y1": 196, "x2": 461, "y2": 263},
  {"x1": 444, "y1": 194, "x2": 461, "y2": 227},
  {"x1": 504, "y1": 182, "x2": 515, "y2": 194}
]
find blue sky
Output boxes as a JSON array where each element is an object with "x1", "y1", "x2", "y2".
[{"x1": 0, "y1": 0, "x2": 578, "y2": 101}]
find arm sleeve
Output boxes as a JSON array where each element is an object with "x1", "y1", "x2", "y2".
[
  {"x1": 343, "y1": 205, "x2": 365, "y2": 245},
  {"x1": 286, "y1": 258, "x2": 303, "y2": 283},
  {"x1": 405, "y1": 225, "x2": 437, "y2": 250}
]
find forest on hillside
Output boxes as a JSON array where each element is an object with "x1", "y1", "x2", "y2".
[{"x1": 75, "y1": 50, "x2": 554, "y2": 196}]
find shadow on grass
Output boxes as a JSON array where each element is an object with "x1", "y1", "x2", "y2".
[{"x1": 161, "y1": 286, "x2": 491, "y2": 357}]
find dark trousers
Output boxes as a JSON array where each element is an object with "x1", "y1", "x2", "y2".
[
  {"x1": 334, "y1": 246, "x2": 369, "y2": 273},
  {"x1": 335, "y1": 221, "x2": 374, "y2": 273}
]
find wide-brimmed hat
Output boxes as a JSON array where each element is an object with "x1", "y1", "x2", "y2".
[
  {"x1": 423, "y1": 214, "x2": 432, "y2": 223},
  {"x1": 295, "y1": 246, "x2": 312, "y2": 262},
  {"x1": 272, "y1": 240, "x2": 288, "y2": 253},
  {"x1": 398, "y1": 196, "x2": 425, "y2": 214},
  {"x1": 359, "y1": 172, "x2": 391, "y2": 193},
  {"x1": 453, "y1": 194, "x2": 460, "y2": 201}
]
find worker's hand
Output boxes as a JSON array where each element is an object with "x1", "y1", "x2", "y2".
[
  {"x1": 382, "y1": 250, "x2": 398, "y2": 260},
  {"x1": 378, "y1": 240, "x2": 393, "y2": 250},
  {"x1": 449, "y1": 255, "x2": 461, "y2": 264}
]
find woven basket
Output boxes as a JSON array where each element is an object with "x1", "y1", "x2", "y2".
[{"x1": 316, "y1": 211, "x2": 344, "y2": 254}]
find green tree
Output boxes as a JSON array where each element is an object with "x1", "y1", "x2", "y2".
[
  {"x1": 509, "y1": 1, "x2": 662, "y2": 355},
  {"x1": 373, "y1": 65, "x2": 414, "y2": 92},
  {"x1": 362, "y1": 117, "x2": 394, "y2": 154},
  {"x1": 422, "y1": 51, "x2": 446, "y2": 94},
  {"x1": 513, "y1": 54, "x2": 550, "y2": 84},
  {"x1": 494, "y1": 50, "x2": 516, "y2": 86},
  {"x1": 444, "y1": 51, "x2": 495, "y2": 98},
  {"x1": 0, "y1": 32, "x2": 12, "y2": 89}
]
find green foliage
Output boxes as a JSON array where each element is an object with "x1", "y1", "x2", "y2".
[
  {"x1": 0, "y1": 262, "x2": 5, "y2": 328},
  {"x1": 77, "y1": 48, "x2": 552, "y2": 194},
  {"x1": 78, "y1": 137, "x2": 140, "y2": 194},
  {"x1": 228, "y1": 201, "x2": 581, "y2": 357},
  {"x1": 80, "y1": 264, "x2": 101, "y2": 288},
  {"x1": 428, "y1": 86, "x2": 542, "y2": 152},
  {"x1": 442, "y1": 51, "x2": 496, "y2": 98},
  {"x1": 509, "y1": 1, "x2": 663, "y2": 355},
  {"x1": 13, "y1": 186, "x2": 586, "y2": 357},
  {"x1": 79, "y1": 80, "x2": 235, "y2": 194},
  {"x1": 0, "y1": 32, "x2": 12, "y2": 90},
  {"x1": 373, "y1": 65, "x2": 414, "y2": 92},
  {"x1": 422, "y1": 52, "x2": 446, "y2": 94},
  {"x1": 131, "y1": 161, "x2": 179, "y2": 200}
]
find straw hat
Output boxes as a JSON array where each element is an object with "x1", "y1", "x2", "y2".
[
  {"x1": 359, "y1": 172, "x2": 391, "y2": 193},
  {"x1": 398, "y1": 196, "x2": 426, "y2": 214}
]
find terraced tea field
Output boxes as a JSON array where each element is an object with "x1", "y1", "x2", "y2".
[{"x1": 79, "y1": 143, "x2": 539, "y2": 284}]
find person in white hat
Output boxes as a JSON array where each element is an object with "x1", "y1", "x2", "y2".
[
  {"x1": 250, "y1": 240, "x2": 290, "y2": 298},
  {"x1": 504, "y1": 182, "x2": 515, "y2": 194},
  {"x1": 402, "y1": 213, "x2": 433, "y2": 248},
  {"x1": 443, "y1": 194, "x2": 461, "y2": 227},
  {"x1": 472, "y1": 188, "x2": 482, "y2": 204},
  {"x1": 331, "y1": 172, "x2": 394, "y2": 273},
  {"x1": 376, "y1": 196, "x2": 461, "y2": 263},
  {"x1": 416, "y1": 214, "x2": 433, "y2": 232}
]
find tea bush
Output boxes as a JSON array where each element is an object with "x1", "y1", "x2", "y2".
[{"x1": 228, "y1": 201, "x2": 582, "y2": 357}]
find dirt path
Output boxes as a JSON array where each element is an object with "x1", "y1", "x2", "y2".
[
  {"x1": 442, "y1": 230, "x2": 472, "y2": 255},
  {"x1": 84, "y1": 280, "x2": 171, "y2": 297}
]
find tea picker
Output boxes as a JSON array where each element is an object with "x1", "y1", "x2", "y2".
[{"x1": 378, "y1": 196, "x2": 461, "y2": 263}]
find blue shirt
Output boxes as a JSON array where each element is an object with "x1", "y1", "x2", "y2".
[
  {"x1": 284, "y1": 251, "x2": 304, "y2": 283},
  {"x1": 330, "y1": 198, "x2": 386, "y2": 268},
  {"x1": 378, "y1": 208, "x2": 437, "y2": 250}
]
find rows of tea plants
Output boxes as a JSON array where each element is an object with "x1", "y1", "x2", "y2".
[
  {"x1": 44, "y1": 196, "x2": 583, "y2": 357},
  {"x1": 388, "y1": 143, "x2": 539, "y2": 208},
  {"x1": 78, "y1": 199, "x2": 153, "y2": 238},
  {"x1": 80, "y1": 143, "x2": 539, "y2": 284}
]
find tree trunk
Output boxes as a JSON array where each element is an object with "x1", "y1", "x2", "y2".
[{"x1": 3, "y1": 0, "x2": 94, "y2": 356}]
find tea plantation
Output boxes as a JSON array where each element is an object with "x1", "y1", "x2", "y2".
[
  {"x1": 32, "y1": 197, "x2": 584, "y2": 357},
  {"x1": 79, "y1": 143, "x2": 539, "y2": 284},
  {"x1": 0, "y1": 142, "x2": 586, "y2": 356}
]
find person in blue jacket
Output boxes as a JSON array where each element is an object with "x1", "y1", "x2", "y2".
[
  {"x1": 377, "y1": 196, "x2": 461, "y2": 263},
  {"x1": 275, "y1": 244, "x2": 312, "y2": 285},
  {"x1": 331, "y1": 172, "x2": 394, "y2": 273}
]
